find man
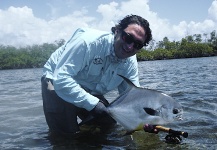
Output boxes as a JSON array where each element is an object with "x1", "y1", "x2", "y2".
[{"x1": 41, "y1": 14, "x2": 156, "y2": 136}]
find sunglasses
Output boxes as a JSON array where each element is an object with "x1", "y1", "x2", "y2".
[{"x1": 121, "y1": 30, "x2": 144, "y2": 50}]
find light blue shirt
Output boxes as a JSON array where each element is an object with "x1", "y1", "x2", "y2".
[{"x1": 43, "y1": 28, "x2": 140, "y2": 111}]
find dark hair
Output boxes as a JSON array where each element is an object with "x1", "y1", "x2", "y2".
[{"x1": 111, "y1": 14, "x2": 152, "y2": 46}]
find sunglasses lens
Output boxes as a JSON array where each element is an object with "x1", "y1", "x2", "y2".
[
  {"x1": 122, "y1": 32, "x2": 133, "y2": 44},
  {"x1": 122, "y1": 31, "x2": 144, "y2": 49}
]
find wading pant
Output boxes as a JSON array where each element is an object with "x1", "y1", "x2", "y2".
[{"x1": 41, "y1": 76, "x2": 114, "y2": 136}]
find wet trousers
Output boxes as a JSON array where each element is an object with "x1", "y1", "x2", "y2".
[{"x1": 41, "y1": 76, "x2": 114, "y2": 136}]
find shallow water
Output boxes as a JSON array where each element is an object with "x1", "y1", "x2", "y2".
[{"x1": 0, "y1": 57, "x2": 217, "y2": 149}]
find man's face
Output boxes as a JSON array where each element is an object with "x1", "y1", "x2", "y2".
[{"x1": 114, "y1": 24, "x2": 146, "y2": 59}]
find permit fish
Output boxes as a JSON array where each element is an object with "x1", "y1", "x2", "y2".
[
  {"x1": 107, "y1": 75, "x2": 183, "y2": 132},
  {"x1": 80, "y1": 75, "x2": 183, "y2": 133}
]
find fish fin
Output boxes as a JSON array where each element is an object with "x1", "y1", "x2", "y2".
[
  {"x1": 124, "y1": 130, "x2": 136, "y2": 135},
  {"x1": 143, "y1": 107, "x2": 158, "y2": 116},
  {"x1": 109, "y1": 75, "x2": 137, "y2": 106},
  {"x1": 124, "y1": 124, "x2": 144, "y2": 135},
  {"x1": 118, "y1": 74, "x2": 138, "y2": 87}
]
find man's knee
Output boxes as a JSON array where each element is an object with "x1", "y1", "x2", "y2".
[{"x1": 45, "y1": 111, "x2": 80, "y2": 136}]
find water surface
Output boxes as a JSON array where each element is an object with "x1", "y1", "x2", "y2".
[{"x1": 0, "y1": 57, "x2": 217, "y2": 149}]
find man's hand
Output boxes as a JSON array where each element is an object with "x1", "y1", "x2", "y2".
[
  {"x1": 90, "y1": 101, "x2": 116, "y2": 127},
  {"x1": 91, "y1": 101, "x2": 109, "y2": 118},
  {"x1": 143, "y1": 124, "x2": 159, "y2": 134}
]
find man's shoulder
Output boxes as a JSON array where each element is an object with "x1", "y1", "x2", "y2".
[{"x1": 77, "y1": 27, "x2": 109, "y2": 36}]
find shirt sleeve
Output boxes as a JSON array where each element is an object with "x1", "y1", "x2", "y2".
[{"x1": 53, "y1": 33, "x2": 99, "y2": 111}]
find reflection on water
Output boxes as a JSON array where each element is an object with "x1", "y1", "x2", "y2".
[{"x1": 0, "y1": 57, "x2": 217, "y2": 149}]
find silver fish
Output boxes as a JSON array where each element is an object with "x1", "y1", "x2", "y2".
[{"x1": 107, "y1": 75, "x2": 183, "y2": 132}]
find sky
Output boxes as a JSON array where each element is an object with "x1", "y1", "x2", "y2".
[{"x1": 0, "y1": 0, "x2": 216, "y2": 47}]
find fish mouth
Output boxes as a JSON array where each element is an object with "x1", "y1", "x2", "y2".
[
  {"x1": 173, "y1": 108, "x2": 183, "y2": 120},
  {"x1": 174, "y1": 114, "x2": 183, "y2": 121}
]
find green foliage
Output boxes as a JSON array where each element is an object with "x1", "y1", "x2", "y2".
[
  {"x1": 1, "y1": 30, "x2": 217, "y2": 69},
  {"x1": 138, "y1": 30, "x2": 217, "y2": 61},
  {"x1": 0, "y1": 40, "x2": 65, "y2": 69}
]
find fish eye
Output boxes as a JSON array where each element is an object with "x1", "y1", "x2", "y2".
[{"x1": 173, "y1": 108, "x2": 179, "y2": 114}]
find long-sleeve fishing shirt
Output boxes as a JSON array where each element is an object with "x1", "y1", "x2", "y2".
[{"x1": 43, "y1": 28, "x2": 140, "y2": 111}]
